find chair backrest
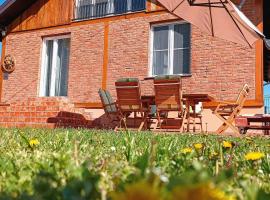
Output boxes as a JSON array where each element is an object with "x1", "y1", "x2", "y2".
[
  {"x1": 98, "y1": 88, "x2": 117, "y2": 114},
  {"x1": 235, "y1": 84, "x2": 249, "y2": 106},
  {"x1": 154, "y1": 76, "x2": 183, "y2": 111},
  {"x1": 115, "y1": 78, "x2": 142, "y2": 111}
]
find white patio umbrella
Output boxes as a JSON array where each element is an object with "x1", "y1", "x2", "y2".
[{"x1": 157, "y1": 0, "x2": 265, "y2": 47}]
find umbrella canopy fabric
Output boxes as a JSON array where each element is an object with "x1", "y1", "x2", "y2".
[{"x1": 157, "y1": 0, "x2": 264, "y2": 47}]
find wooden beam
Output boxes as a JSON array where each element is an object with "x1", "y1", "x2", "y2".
[
  {"x1": 255, "y1": 0, "x2": 263, "y2": 103},
  {"x1": 0, "y1": 37, "x2": 6, "y2": 101},
  {"x1": 204, "y1": 99, "x2": 263, "y2": 108},
  {"x1": 102, "y1": 22, "x2": 109, "y2": 90},
  {"x1": 8, "y1": 10, "x2": 168, "y2": 35}
]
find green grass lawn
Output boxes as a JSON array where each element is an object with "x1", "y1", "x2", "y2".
[{"x1": 0, "y1": 128, "x2": 269, "y2": 200}]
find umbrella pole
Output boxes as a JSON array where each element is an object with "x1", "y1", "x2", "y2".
[{"x1": 208, "y1": 0, "x2": 214, "y2": 37}]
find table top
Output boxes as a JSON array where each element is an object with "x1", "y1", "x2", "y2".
[
  {"x1": 142, "y1": 94, "x2": 214, "y2": 102},
  {"x1": 182, "y1": 94, "x2": 214, "y2": 102},
  {"x1": 238, "y1": 114, "x2": 270, "y2": 120}
]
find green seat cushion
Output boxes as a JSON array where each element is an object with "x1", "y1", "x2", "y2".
[
  {"x1": 154, "y1": 75, "x2": 181, "y2": 80},
  {"x1": 105, "y1": 90, "x2": 117, "y2": 112},
  {"x1": 98, "y1": 89, "x2": 115, "y2": 113},
  {"x1": 116, "y1": 78, "x2": 139, "y2": 83}
]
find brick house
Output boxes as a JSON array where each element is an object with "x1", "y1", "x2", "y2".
[{"x1": 0, "y1": 0, "x2": 268, "y2": 131}]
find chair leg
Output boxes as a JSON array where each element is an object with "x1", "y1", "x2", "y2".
[
  {"x1": 157, "y1": 111, "x2": 161, "y2": 128},
  {"x1": 200, "y1": 117, "x2": 204, "y2": 132},
  {"x1": 215, "y1": 113, "x2": 239, "y2": 134},
  {"x1": 138, "y1": 112, "x2": 148, "y2": 132},
  {"x1": 118, "y1": 112, "x2": 128, "y2": 132},
  {"x1": 180, "y1": 110, "x2": 187, "y2": 132}
]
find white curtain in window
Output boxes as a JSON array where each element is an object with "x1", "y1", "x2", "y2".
[
  {"x1": 40, "y1": 37, "x2": 70, "y2": 97},
  {"x1": 55, "y1": 39, "x2": 70, "y2": 96},
  {"x1": 153, "y1": 26, "x2": 169, "y2": 75},
  {"x1": 152, "y1": 23, "x2": 191, "y2": 76}
]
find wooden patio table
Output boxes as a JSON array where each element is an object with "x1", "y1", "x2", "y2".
[
  {"x1": 183, "y1": 94, "x2": 215, "y2": 132},
  {"x1": 235, "y1": 114, "x2": 270, "y2": 135},
  {"x1": 141, "y1": 94, "x2": 215, "y2": 132}
]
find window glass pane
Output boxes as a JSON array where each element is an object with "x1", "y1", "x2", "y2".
[
  {"x1": 77, "y1": 0, "x2": 94, "y2": 19},
  {"x1": 174, "y1": 23, "x2": 191, "y2": 48},
  {"x1": 95, "y1": 0, "x2": 109, "y2": 17},
  {"x1": 173, "y1": 49, "x2": 190, "y2": 74},
  {"x1": 152, "y1": 25, "x2": 169, "y2": 75},
  {"x1": 44, "y1": 40, "x2": 54, "y2": 96},
  {"x1": 55, "y1": 38, "x2": 70, "y2": 96},
  {"x1": 114, "y1": 0, "x2": 127, "y2": 13},
  {"x1": 153, "y1": 51, "x2": 169, "y2": 75},
  {"x1": 131, "y1": 0, "x2": 145, "y2": 11},
  {"x1": 41, "y1": 37, "x2": 70, "y2": 97},
  {"x1": 153, "y1": 26, "x2": 169, "y2": 50}
]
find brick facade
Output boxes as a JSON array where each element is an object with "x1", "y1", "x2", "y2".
[
  {"x1": 2, "y1": 1, "x2": 260, "y2": 106},
  {"x1": 0, "y1": 97, "x2": 93, "y2": 128}
]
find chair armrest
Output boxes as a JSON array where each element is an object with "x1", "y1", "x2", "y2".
[
  {"x1": 217, "y1": 103, "x2": 239, "y2": 108},
  {"x1": 214, "y1": 103, "x2": 239, "y2": 114},
  {"x1": 216, "y1": 101, "x2": 238, "y2": 106}
]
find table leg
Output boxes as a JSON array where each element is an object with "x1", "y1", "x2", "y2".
[
  {"x1": 186, "y1": 101, "x2": 190, "y2": 132},
  {"x1": 192, "y1": 104, "x2": 196, "y2": 132}
]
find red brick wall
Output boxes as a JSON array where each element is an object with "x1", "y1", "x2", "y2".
[{"x1": 3, "y1": 2, "x2": 260, "y2": 104}]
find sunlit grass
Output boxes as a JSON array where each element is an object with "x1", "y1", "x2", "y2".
[{"x1": 0, "y1": 128, "x2": 269, "y2": 200}]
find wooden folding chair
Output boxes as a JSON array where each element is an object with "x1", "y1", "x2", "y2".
[
  {"x1": 98, "y1": 88, "x2": 123, "y2": 131},
  {"x1": 154, "y1": 76, "x2": 186, "y2": 132},
  {"x1": 214, "y1": 84, "x2": 249, "y2": 134},
  {"x1": 115, "y1": 78, "x2": 150, "y2": 132}
]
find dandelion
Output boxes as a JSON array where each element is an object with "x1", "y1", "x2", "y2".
[
  {"x1": 181, "y1": 147, "x2": 192, "y2": 154},
  {"x1": 222, "y1": 141, "x2": 232, "y2": 148},
  {"x1": 29, "y1": 139, "x2": 39, "y2": 148},
  {"x1": 209, "y1": 151, "x2": 219, "y2": 159},
  {"x1": 111, "y1": 181, "x2": 162, "y2": 200},
  {"x1": 245, "y1": 137, "x2": 252, "y2": 141},
  {"x1": 245, "y1": 152, "x2": 265, "y2": 161},
  {"x1": 171, "y1": 183, "x2": 236, "y2": 200},
  {"x1": 194, "y1": 143, "x2": 203, "y2": 150}
]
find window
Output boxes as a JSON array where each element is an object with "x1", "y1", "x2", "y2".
[
  {"x1": 150, "y1": 22, "x2": 191, "y2": 76},
  {"x1": 75, "y1": 0, "x2": 146, "y2": 20},
  {"x1": 39, "y1": 36, "x2": 70, "y2": 97}
]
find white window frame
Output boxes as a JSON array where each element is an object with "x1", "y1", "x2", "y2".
[
  {"x1": 39, "y1": 35, "x2": 71, "y2": 97},
  {"x1": 149, "y1": 21, "x2": 191, "y2": 77}
]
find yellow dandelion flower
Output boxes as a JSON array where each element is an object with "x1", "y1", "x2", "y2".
[
  {"x1": 171, "y1": 183, "x2": 236, "y2": 200},
  {"x1": 245, "y1": 137, "x2": 252, "y2": 141},
  {"x1": 209, "y1": 152, "x2": 219, "y2": 159},
  {"x1": 194, "y1": 143, "x2": 203, "y2": 149},
  {"x1": 244, "y1": 152, "x2": 265, "y2": 161},
  {"x1": 181, "y1": 147, "x2": 192, "y2": 154},
  {"x1": 222, "y1": 141, "x2": 232, "y2": 148},
  {"x1": 29, "y1": 139, "x2": 39, "y2": 148},
  {"x1": 111, "y1": 181, "x2": 162, "y2": 200}
]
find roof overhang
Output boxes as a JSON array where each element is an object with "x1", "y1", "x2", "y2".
[{"x1": 0, "y1": 0, "x2": 37, "y2": 41}]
